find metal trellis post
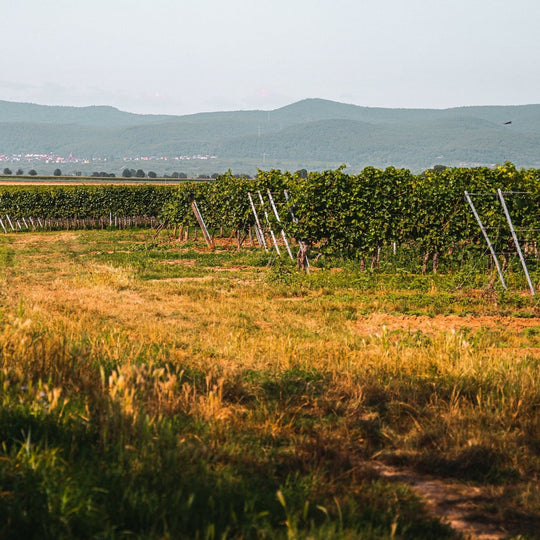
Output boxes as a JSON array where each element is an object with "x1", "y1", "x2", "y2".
[
  {"x1": 257, "y1": 191, "x2": 280, "y2": 255},
  {"x1": 284, "y1": 190, "x2": 310, "y2": 270},
  {"x1": 190, "y1": 199, "x2": 214, "y2": 249},
  {"x1": 464, "y1": 191, "x2": 507, "y2": 290},
  {"x1": 497, "y1": 189, "x2": 535, "y2": 296},
  {"x1": 267, "y1": 189, "x2": 294, "y2": 260},
  {"x1": 248, "y1": 192, "x2": 268, "y2": 251}
]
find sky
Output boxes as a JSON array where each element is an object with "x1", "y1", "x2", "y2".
[{"x1": 1, "y1": 0, "x2": 539, "y2": 116}]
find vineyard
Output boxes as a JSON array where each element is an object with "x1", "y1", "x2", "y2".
[
  {"x1": 1, "y1": 163, "x2": 540, "y2": 285},
  {"x1": 1, "y1": 166, "x2": 540, "y2": 537}
]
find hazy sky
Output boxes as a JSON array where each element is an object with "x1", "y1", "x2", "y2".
[{"x1": 1, "y1": 0, "x2": 539, "y2": 115}]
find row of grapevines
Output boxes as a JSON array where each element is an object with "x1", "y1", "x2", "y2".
[
  {"x1": 160, "y1": 171, "x2": 291, "y2": 232},
  {"x1": 0, "y1": 185, "x2": 174, "y2": 219},
  {"x1": 2, "y1": 165, "x2": 539, "y2": 271}
]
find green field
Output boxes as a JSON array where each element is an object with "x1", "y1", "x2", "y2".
[{"x1": 1, "y1": 228, "x2": 539, "y2": 539}]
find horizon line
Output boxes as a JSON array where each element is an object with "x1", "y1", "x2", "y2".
[{"x1": 2, "y1": 97, "x2": 540, "y2": 118}]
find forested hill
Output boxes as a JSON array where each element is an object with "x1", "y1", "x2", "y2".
[
  {"x1": 1, "y1": 98, "x2": 540, "y2": 171},
  {"x1": 0, "y1": 100, "x2": 170, "y2": 127}
]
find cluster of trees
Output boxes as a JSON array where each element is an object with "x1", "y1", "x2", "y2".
[
  {"x1": 164, "y1": 172, "x2": 188, "y2": 179},
  {"x1": 120, "y1": 169, "x2": 222, "y2": 179},
  {"x1": 122, "y1": 168, "x2": 151, "y2": 178},
  {"x1": 2, "y1": 168, "x2": 37, "y2": 176},
  {"x1": 1, "y1": 168, "x2": 253, "y2": 179},
  {"x1": 91, "y1": 172, "x2": 116, "y2": 178},
  {"x1": 120, "y1": 170, "x2": 253, "y2": 180},
  {"x1": 3, "y1": 168, "x2": 27, "y2": 175}
]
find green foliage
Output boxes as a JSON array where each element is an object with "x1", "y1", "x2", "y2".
[
  {"x1": 0, "y1": 185, "x2": 174, "y2": 219},
  {"x1": 159, "y1": 169, "x2": 292, "y2": 233},
  {"x1": 1, "y1": 163, "x2": 540, "y2": 275}
]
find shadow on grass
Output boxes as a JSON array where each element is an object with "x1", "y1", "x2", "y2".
[{"x1": 0, "y1": 402, "x2": 457, "y2": 539}]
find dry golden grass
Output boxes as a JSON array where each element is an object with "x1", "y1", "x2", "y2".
[{"x1": 1, "y1": 230, "x2": 539, "y2": 538}]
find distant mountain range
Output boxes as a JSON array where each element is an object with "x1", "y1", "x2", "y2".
[{"x1": 1, "y1": 98, "x2": 540, "y2": 172}]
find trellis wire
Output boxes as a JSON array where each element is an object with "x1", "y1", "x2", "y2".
[{"x1": 0, "y1": 215, "x2": 158, "y2": 233}]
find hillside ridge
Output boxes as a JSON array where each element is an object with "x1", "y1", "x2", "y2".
[{"x1": 1, "y1": 98, "x2": 539, "y2": 172}]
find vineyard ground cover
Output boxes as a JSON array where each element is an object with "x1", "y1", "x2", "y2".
[
  {"x1": 0, "y1": 229, "x2": 539, "y2": 538},
  {"x1": 2, "y1": 164, "x2": 540, "y2": 294}
]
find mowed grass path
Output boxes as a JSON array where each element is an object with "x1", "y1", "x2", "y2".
[{"x1": 0, "y1": 229, "x2": 539, "y2": 539}]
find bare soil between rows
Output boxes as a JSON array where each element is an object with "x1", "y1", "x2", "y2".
[{"x1": 357, "y1": 312, "x2": 540, "y2": 334}]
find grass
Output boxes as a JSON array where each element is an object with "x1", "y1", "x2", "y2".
[{"x1": 0, "y1": 229, "x2": 539, "y2": 538}]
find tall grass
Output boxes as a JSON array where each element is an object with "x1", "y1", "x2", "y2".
[{"x1": 0, "y1": 230, "x2": 538, "y2": 538}]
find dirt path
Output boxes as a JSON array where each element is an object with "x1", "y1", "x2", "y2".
[{"x1": 372, "y1": 462, "x2": 511, "y2": 539}]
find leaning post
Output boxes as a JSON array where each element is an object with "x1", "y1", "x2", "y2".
[
  {"x1": 190, "y1": 199, "x2": 214, "y2": 249},
  {"x1": 248, "y1": 192, "x2": 268, "y2": 251},
  {"x1": 257, "y1": 191, "x2": 280, "y2": 255},
  {"x1": 267, "y1": 189, "x2": 294, "y2": 260},
  {"x1": 497, "y1": 189, "x2": 535, "y2": 296},
  {"x1": 464, "y1": 191, "x2": 507, "y2": 290}
]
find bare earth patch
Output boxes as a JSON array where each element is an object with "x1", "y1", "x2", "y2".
[
  {"x1": 372, "y1": 462, "x2": 512, "y2": 539},
  {"x1": 159, "y1": 259, "x2": 197, "y2": 266},
  {"x1": 356, "y1": 312, "x2": 540, "y2": 335}
]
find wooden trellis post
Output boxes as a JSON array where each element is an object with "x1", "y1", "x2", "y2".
[{"x1": 5, "y1": 215, "x2": 15, "y2": 232}]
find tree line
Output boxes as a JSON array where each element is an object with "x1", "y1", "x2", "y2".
[{"x1": 1, "y1": 168, "x2": 255, "y2": 179}]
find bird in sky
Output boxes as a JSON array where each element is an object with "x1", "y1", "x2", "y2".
[{"x1": 504, "y1": 121, "x2": 512, "y2": 125}]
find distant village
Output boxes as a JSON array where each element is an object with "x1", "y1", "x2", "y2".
[
  {"x1": 0, "y1": 153, "x2": 217, "y2": 165},
  {"x1": 0, "y1": 150, "x2": 255, "y2": 180}
]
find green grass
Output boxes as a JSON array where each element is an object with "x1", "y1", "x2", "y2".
[{"x1": 0, "y1": 229, "x2": 539, "y2": 538}]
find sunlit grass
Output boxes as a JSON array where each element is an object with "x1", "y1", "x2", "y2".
[{"x1": 0, "y1": 229, "x2": 539, "y2": 538}]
